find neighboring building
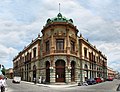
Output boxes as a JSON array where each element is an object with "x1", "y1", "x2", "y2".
[
  {"x1": 114, "y1": 71, "x2": 120, "y2": 79},
  {"x1": 5, "y1": 68, "x2": 13, "y2": 79},
  {"x1": 13, "y1": 13, "x2": 107, "y2": 83},
  {"x1": 107, "y1": 67, "x2": 116, "y2": 79}
]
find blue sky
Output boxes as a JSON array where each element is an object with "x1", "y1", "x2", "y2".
[{"x1": 0, "y1": 0, "x2": 120, "y2": 72}]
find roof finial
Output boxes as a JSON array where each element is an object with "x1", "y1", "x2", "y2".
[{"x1": 59, "y1": 3, "x2": 61, "y2": 13}]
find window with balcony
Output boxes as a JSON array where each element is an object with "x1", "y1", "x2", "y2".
[
  {"x1": 27, "y1": 52, "x2": 29, "y2": 61},
  {"x1": 25, "y1": 55, "x2": 27, "y2": 62},
  {"x1": 71, "y1": 41, "x2": 75, "y2": 51},
  {"x1": 89, "y1": 52, "x2": 91, "y2": 61},
  {"x1": 84, "y1": 47, "x2": 87, "y2": 58},
  {"x1": 93, "y1": 55, "x2": 95, "y2": 62},
  {"x1": 33, "y1": 47, "x2": 36, "y2": 58},
  {"x1": 30, "y1": 52, "x2": 31, "y2": 60},
  {"x1": 56, "y1": 39, "x2": 64, "y2": 50},
  {"x1": 46, "y1": 40, "x2": 50, "y2": 52}
]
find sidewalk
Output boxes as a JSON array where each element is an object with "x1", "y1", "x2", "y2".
[{"x1": 21, "y1": 81, "x2": 78, "y2": 88}]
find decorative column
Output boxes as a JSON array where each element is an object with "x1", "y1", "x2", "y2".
[
  {"x1": 66, "y1": 28, "x2": 70, "y2": 54},
  {"x1": 50, "y1": 28, "x2": 55, "y2": 54},
  {"x1": 68, "y1": 66, "x2": 71, "y2": 83},
  {"x1": 80, "y1": 60, "x2": 83, "y2": 83},
  {"x1": 66, "y1": 56, "x2": 71, "y2": 83},
  {"x1": 76, "y1": 37, "x2": 79, "y2": 56},
  {"x1": 50, "y1": 56, "x2": 55, "y2": 83}
]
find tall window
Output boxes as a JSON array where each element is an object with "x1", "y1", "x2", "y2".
[
  {"x1": 84, "y1": 47, "x2": 87, "y2": 58},
  {"x1": 71, "y1": 41, "x2": 75, "y2": 51},
  {"x1": 33, "y1": 47, "x2": 36, "y2": 58},
  {"x1": 30, "y1": 52, "x2": 31, "y2": 60},
  {"x1": 46, "y1": 41, "x2": 50, "y2": 52},
  {"x1": 56, "y1": 39, "x2": 64, "y2": 50},
  {"x1": 89, "y1": 52, "x2": 91, "y2": 61}
]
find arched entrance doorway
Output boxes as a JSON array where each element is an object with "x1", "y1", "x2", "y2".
[
  {"x1": 33, "y1": 65, "x2": 36, "y2": 80},
  {"x1": 84, "y1": 64, "x2": 88, "y2": 81},
  {"x1": 46, "y1": 61, "x2": 50, "y2": 83},
  {"x1": 71, "y1": 61, "x2": 75, "y2": 82},
  {"x1": 55, "y1": 60, "x2": 65, "y2": 82},
  {"x1": 21, "y1": 68, "x2": 24, "y2": 80}
]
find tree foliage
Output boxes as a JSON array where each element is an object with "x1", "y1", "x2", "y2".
[{"x1": 1, "y1": 65, "x2": 5, "y2": 75}]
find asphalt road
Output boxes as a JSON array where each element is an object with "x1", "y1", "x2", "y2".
[{"x1": 5, "y1": 79, "x2": 120, "y2": 92}]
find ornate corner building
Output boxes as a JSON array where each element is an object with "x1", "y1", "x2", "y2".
[{"x1": 13, "y1": 13, "x2": 107, "y2": 83}]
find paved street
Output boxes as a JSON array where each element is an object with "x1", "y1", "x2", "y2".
[{"x1": 5, "y1": 79, "x2": 120, "y2": 92}]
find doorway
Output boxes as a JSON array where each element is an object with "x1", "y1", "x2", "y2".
[
  {"x1": 33, "y1": 65, "x2": 36, "y2": 80},
  {"x1": 55, "y1": 60, "x2": 65, "y2": 82},
  {"x1": 71, "y1": 61, "x2": 75, "y2": 82},
  {"x1": 46, "y1": 61, "x2": 50, "y2": 83}
]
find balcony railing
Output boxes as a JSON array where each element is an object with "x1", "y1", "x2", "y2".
[
  {"x1": 70, "y1": 50, "x2": 77, "y2": 55},
  {"x1": 43, "y1": 51, "x2": 50, "y2": 56},
  {"x1": 54, "y1": 50, "x2": 67, "y2": 53},
  {"x1": 43, "y1": 50, "x2": 78, "y2": 55},
  {"x1": 31, "y1": 56, "x2": 38, "y2": 61}
]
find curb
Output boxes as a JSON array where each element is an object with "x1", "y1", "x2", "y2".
[{"x1": 21, "y1": 81, "x2": 78, "y2": 88}]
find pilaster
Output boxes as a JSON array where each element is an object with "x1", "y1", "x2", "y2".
[{"x1": 50, "y1": 28, "x2": 55, "y2": 54}]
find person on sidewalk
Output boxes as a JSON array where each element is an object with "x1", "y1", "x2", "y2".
[
  {"x1": 38, "y1": 76, "x2": 42, "y2": 84},
  {"x1": 0, "y1": 77, "x2": 6, "y2": 92},
  {"x1": 33, "y1": 78, "x2": 36, "y2": 84}
]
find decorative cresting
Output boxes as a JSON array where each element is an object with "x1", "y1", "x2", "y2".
[{"x1": 46, "y1": 13, "x2": 74, "y2": 25}]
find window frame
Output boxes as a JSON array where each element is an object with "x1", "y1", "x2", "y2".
[{"x1": 56, "y1": 39, "x2": 64, "y2": 50}]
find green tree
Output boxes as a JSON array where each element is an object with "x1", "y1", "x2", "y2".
[{"x1": 1, "y1": 65, "x2": 5, "y2": 76}]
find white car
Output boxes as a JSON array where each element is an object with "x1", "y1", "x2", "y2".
[{"x1": 12, "y1": 76, "x2": 21, "y2": 83}]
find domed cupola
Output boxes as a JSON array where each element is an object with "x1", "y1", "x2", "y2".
[
  {"x1": 46, "y1": 13, "x2": 74, "y2": 25},
  {"x1": 57, "y1": 13, "x2": 62, "y2": 18}
]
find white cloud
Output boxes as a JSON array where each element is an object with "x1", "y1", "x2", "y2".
[
  {"x1": 91, "y1": 41, "x2": 120, "y2": 72},
  {"x1": 0, "y1": 0, "x2": 120, "y2": 72},
  {"x1": 0, "y1": 44, "x2": 18, "y2": 67}
]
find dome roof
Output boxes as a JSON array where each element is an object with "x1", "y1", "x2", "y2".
[{"x1": 46, "y1": 13, "x2": 74, "y2": 25}]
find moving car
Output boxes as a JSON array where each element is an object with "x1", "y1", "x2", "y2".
[{"x1": 12, "y1": 76, "x2": 21, "y2": 83}]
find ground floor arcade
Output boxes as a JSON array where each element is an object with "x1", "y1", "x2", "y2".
[{"x1": 15, "y1": 56, "x2": 107, "y2": 84}]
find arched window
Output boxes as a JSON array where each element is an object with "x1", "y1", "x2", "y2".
[
  {"x1": 55, "y1": 60, "x2": 65, "y2": 82},
  {"x1": 46, "y1": 61, "x2": 50, "y2": 83},
  {"x1": 84, "y1": 64, "x2": 88, "y2": 80},
  {"x1": 71, "y1": 61, "x2": 75, "y2": 82},
  {"x1": 33, "y1": 65, "x2": 36, "y2": 79}
]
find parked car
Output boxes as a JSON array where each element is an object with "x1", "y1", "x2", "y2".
[
  {"x1": 12, "y1": 76, "x2": 21, "y2": 83},
  {"x1": 94, "y1": 77, "x2": 102, "y2": 83},
  {"x1": 86, "y1": 78, "x2": 96, "y2": 85},
  {"x1": 106, "y1": 77, "x2": 113, "y2": 81},
  {"x1": 100, "y1": 77, "x2": 104, "y2": 82}
]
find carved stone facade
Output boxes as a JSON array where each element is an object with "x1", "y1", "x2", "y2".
[{"x1": 13, "y1": 13, "x2": 107, "y2": 84}]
